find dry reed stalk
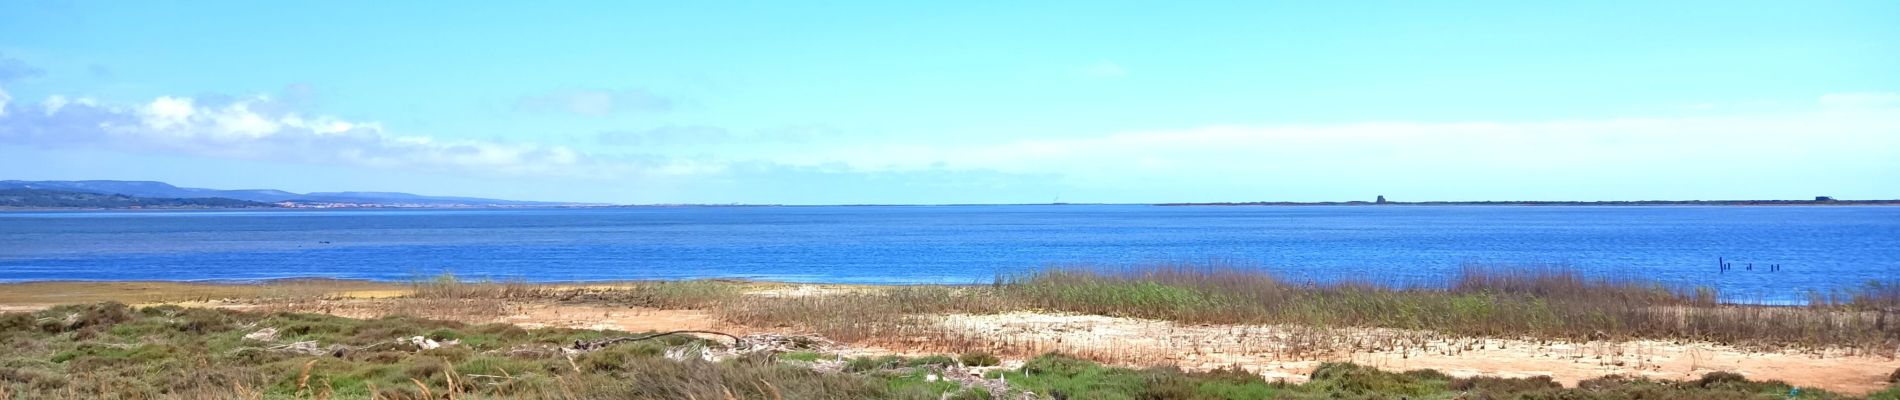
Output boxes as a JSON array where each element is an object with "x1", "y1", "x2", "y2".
[
  {"x1": 296, "y1": 359, "x2": 317, "y2": 399},
  {"x1": 233, "y1": 380, "x2": 259, "y2": 400},
  {"x1": 554, "y1": 375, "x2": 577, "y2": 400},
  {"x1": 759, "y1": 378, "x2": 783, "y2": 400},
  {"x1": 444, "y1": 360, "x2": 459, "y2": 400},
  {"x1": 411, "y1": 378, "x2": 433, "y2": 400}
]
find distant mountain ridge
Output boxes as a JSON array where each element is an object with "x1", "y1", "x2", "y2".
[
  {"x1": 0, "y1": 180, "x2": 563, "y2": 207},
  {"x1": 0, "y1": 188, "x2": 276, "y2": 209}
]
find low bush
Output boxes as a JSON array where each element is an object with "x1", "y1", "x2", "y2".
[{"x1": 959, "y1": 351, "x2": 1001, "y2": 367}]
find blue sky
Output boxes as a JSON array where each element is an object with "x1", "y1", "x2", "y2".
[{"x1": 1, "y1": 1, "x2": 1896, "y2": 204}]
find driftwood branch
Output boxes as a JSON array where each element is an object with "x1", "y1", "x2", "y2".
[{"x1": 571, "y1": 330, "x2": 742, "y2": 352}]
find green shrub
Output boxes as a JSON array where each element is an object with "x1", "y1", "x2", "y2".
[
  {"x1": 1303, "y1": 362, "x2": 1442, "y2": 397},
  {"x1": 0, "y1": 313, "x2": 36, "y2": 333},
  {"x1": 1400, "y1": 368, "x2": 1451, "y2": 381},
  {"x1": 959, "y1": 351, "x2": 1001, "y2": 367},
  {"x1": 1002, "y1": 353, "x2": 1147, "y2": 400},
  {"x1": 1695, "y1": 370, "x2": 1748, "y2": 388},
  {"x1": 845, "y1": 355, "x2": 905, "y2": 373},
  {"x1": 779, "y1": 351, "x2": 826, "y2": 362},
  {"x1": 905, "y1": 355, "x2": 956, "y2": 368},
  {"x1": 172, "y1": 307, "x2": 234, "y2": 334},
  {"x1": 1447, "y1": 375, "x2": 1560, "y2": 393}
]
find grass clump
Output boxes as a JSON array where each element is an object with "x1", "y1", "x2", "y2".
[
  {"x1": 959, "y1": 351, "x2": 1001, "y2": 367},
  {"x1": 1298, "y1": 362, "x2": 1445, "y2": 398},
  {"x1": 905, "y1": 354, "x2": 958, "y2": 368},
  {"x1": 0, "y1": 303, "x2": 955, "y2": 400},
  {"x1": 991, "y1": 265, "x2": 1900, "y2": 353},
  {"x1": 844, "y1": 355, "x2": 907, "y2": 373},
  {"x1": 995, "y1": 353, "x2": 1152, "y2": 399},
  {"x1": 0, "y1": 304, "x2": 1893, "y2": 399},
  {"x1": 778, "y1": 350, "x2": 829, "y2": 362}
]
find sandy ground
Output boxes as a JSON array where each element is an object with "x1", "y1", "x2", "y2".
[
  {"x1": 937, "y1": 312, "x2": 1900, "y2": 395},
  {"x1": 212, "y1": 300, "x2": 1900, "y2": 394},
  {"x1": 3, "y1": 283, "x2": 1895, "y2": 395}
]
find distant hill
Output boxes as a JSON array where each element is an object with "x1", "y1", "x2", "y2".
[
  {"x1": 0, "y1": 180, "x2": 567, "y2": 207},
  {"x1": 0, "y1": 188, "x2": 275, "y2": 209}
]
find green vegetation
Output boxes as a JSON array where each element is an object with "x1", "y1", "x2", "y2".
[
  {"x1": 2, "y1": 303, "x2": 1895, "y2": 399},
  {"x1": 0, "y1": 188, "x2": 274, "y2": 209},
  {"x1": 959, "y1": 351, "x2": 1001, "y2": 367},
  {"x1": 699, "y1": 266, "x2": 1898, "y2": 354},
  {"x1": 1003, "y1": 265, "x2": 1900, "y2": 349},
  {"x1": 988, "y1": 353, "x2": 1861, "y2": 400},
  {"x1": 0, "y1": 302, "x2": 923, "y2": 399}
]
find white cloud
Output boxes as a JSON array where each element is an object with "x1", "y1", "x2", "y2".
[
  {"x1": 772, "y1": 93, "x2": 1900, "y2": 188},
  {"x1": 5, "y1": 86, "x2": 1895, "y2": 199},
  {"x1": 0, "y1": 91, "x2": 710, "y2": 178},
  {"x1": 138, "y1": 96, "x2": 195, "y2": 130},
  {"x1": 1079, "y1": 60, "x2": 1127, "y2": 79},
  {"x1": 42, "y1": 95, "x2": 67, "y2": 115},
  {"x1": 0, "y1": 86, "x2": 10, "y2": 117}
]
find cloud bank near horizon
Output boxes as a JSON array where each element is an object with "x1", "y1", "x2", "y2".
[{"x1": 1, "y1": 85, "x2": 1896, "y2": 201}]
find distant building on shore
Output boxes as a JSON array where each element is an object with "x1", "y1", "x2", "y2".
[
  {"x1": 1376, "y1": 195, "x2": 1387, "y2": 204},
  {"x1": 1815, "y1": 196, "x2": 1836, "y2": 202}
]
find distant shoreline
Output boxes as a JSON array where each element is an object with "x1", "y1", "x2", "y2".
[
  {"x1": 1158, "y1": 199, "x2": 1900, "y2": 207},
  {"x1": 7, "y1": 200, "x2": 1900, "y2": 211}
]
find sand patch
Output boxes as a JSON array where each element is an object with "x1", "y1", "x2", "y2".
[
  {"x1": 937, "y1": 312, "x2": 1900, "y2": 395},
  {"x1": 228, "y1": 298, "x2": 762, "y2": 344},
  {"x1": 745, "y1": 284, "x2": 865, "y2": 298}
]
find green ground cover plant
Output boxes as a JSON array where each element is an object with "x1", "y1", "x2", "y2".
[{"x1": 4, "y1": 303, "x2": 1895, "y2": 399}]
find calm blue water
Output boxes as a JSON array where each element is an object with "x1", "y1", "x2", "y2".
[{"x1": 1, "y1": 205, "x2": 1895, "y2": 302}]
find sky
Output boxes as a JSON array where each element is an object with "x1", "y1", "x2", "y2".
[{"x1": 1, "y1": 1, "x2": 1896, "y2": 204}]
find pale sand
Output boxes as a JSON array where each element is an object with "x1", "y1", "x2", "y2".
[
  {"x1": 4, "y1": 290, "x2": 1894, "y2": 395},
  {"x1": 937, "y1": 312, "x2": 1900, "y2": 395}
]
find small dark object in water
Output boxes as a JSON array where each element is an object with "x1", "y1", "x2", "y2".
[{"x1": 318, "y1": 241, "x2": 331, "y2": 244}]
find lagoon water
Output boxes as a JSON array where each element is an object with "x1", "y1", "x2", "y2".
[{"x1": 1, "y1": 205, "x2": 1895, "y2": 302}]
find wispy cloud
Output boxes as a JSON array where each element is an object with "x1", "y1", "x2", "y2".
[
  {"x1": 595, "y1": 124, "x2": 841, "y2": 147},
  {"x1": 5, "y1": 84, "x2": 1894, "y2": 201},
  {"x1": 596, "y1": 125, "x2": 732, "y2": 146},
  {"x1": 515, "y1": 88, "x2": 675, "y2": 117},
  {"x1": 0, "y1": 53, "x2": 44, "y2": 82},
  {"x1": 0, "y1": 90, "x2": 653, "y2": 177},
  {"x1": 773, "y1": 93, "x2": 1900, "y2": 188}
]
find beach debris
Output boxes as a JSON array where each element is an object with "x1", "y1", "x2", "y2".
[
  {"x1": 253, "y1": 334, "x2": 461, "y2": 358},
  {"x1": 570, "y1": 330, "x2": 742, "y2": 352},
  {"x1": 572, "y1": 331, "x2": 847, "y2": 366},
  {"x1": 664, "y1": 342, "x2": 717, "y2": 362},
  {"x1": 242, "y1": 327, "x2": 279, "y2": 342},
  {"x1": 932, "y1": 364, "x2": 1021, "y2": 399},
  {"x1": 404, "y1": 335, "x2": 460, "y2": 350},
  {"x1": 269, "y1": 341, "x2": 328, "y2": 356},
  {"x1": 739, "y1": 333, "x2": 840, "y2": 353}
]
